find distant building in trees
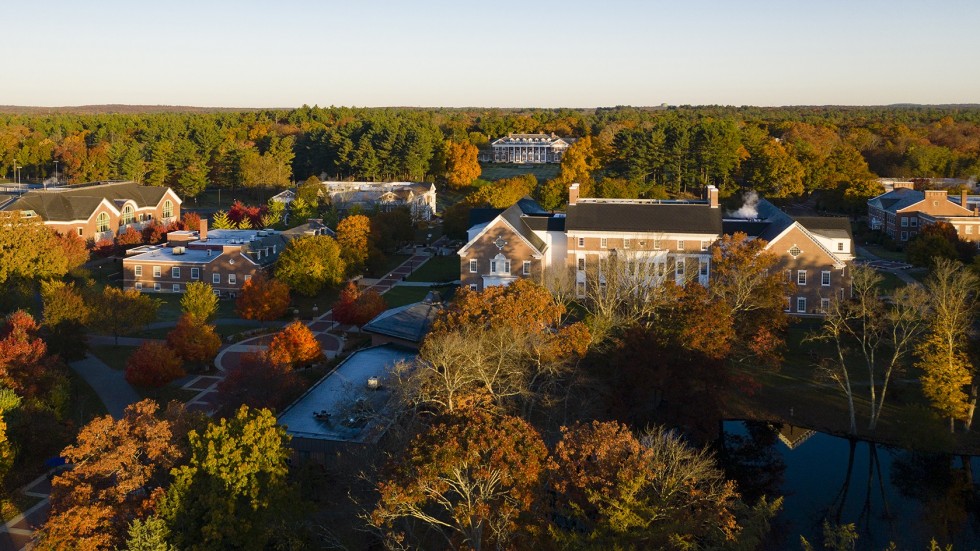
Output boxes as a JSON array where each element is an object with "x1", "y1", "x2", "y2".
[
  {"x1": 0, "y1": 181, "x2": 181, "y2": 242},
  {"x1": 867, "y1": 183, "x2": 980, "y2": 244},
  {"x1": 122, "y1": 219, "x2": 331, "y2": 297},
  {"x1": 490, "y1": 133, "x2": 572, "y2": 164},
  {"x1": 322, "y1": 181, "x2": 436, "y2": 221}
]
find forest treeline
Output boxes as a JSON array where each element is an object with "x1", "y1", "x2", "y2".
[{"x1": 2, "y1": 105, "x2": 979, "y2": 207}]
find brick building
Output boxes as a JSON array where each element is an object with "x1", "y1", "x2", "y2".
[
  {"x1": 1, "y1": 181, "x2": 181, "y2": 242},
  {"x1": 867, "y1": 182, "x2": 980, "y2": 244}
]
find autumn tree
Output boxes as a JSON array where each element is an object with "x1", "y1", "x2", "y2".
[
  {"x1": 167, "y1": 315, "x2": 221, "y2": 369},
  {"x1": 157, "y1": 406, "x2": 299, "y2": 550},
  {"x1": 0, "y1": 311, "x2": 66, "y2": 400},
  {"x1": 51, "y1": 230, "x2": 89, "y2": 271},
  {"x1": 116, "y1": 226, "x2": 144, "y2": 247},
  {"x1": 917, "y1": 258, "x2": 978, "y2": 432},
  {"x1": 371, "y1": 408, "x2": 549, "y2": 551},
  {"x1": 181, "y1": 280, "x2": 219, "y2": 324},
  {"x1": 39, "y1": 400, "x2": 184, "y2": 551},
  {"x1": 331, "y1": 282, "x2": 387, "y2": 326},
  {"x1": 141, "y1": 221, "x2": 166, "y2": 244},
  {"x1": 0, "y1": 389, "x2": 20, "y2": 482},
  {"x1": 217, "y1": 352, "x2": 305, "y2": 412},
  {"x1": 40, "y1": 280, "x2": 91, "y2": 360},
  {"x1": 274, "y1": 235, "x2": 346, "y2": 296},
  {"x1": 181, "y1": 211, "x2": 202, "y2": 232},
  {"x1": 210, "y1": 209, "x2": 235, "y2": 230},
  {"x1": 465, "y1": 174, "x2": 537, "y2": 208},
  {"x1": 809, "y1": 267, "x2": 929, "y2": 434},
  {"x1": 554, "y1": 135, "x2": 600, "y2": 196},
  {"x1": 88, "y1": 286, "x2": 160, "y2": 345},
  {"x1": 266, "y1": 321, "x2": 323, "y2": 369},
  {"x1": 443, "y1": 139, "x2": 481, "y2": 189},
  {"x1": 0, "y1": 212, "x2": 71, "y2": 286},
  {"x1": 336, "y1": 214, "x2": 372, "y2": 273},
  {"x1": 235, "y1": 273, "x2": 290, "y2": 323},
  {"x1": 744, "y1": 137, "x2": 805, "y2": 198},
  {"x1": 125, "y1": 341, "x2": 186, "y2": 388}
]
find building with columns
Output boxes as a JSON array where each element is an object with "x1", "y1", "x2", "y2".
[{"x1": 490, "y1": 133, "x2": 571, "y2": 164}]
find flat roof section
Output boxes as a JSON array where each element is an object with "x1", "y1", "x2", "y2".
[{"x1": 277, "y1": 345, "x2": 417, "y2": 444}]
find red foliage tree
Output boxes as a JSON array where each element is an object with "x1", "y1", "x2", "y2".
[
  {"x1": 52, "y1": 230, "x2": 89, "y2": 270},
  {"x1": 181, "y1": 211, "x2": 202, "y2": 232},
  {"x1": 236, "y1": 274, "x2": 291, "y2": 324},
  {"x1": 332, "y1": 282, "x2": 387, "y2": 326},
  {"x1": 228, "y1": 200, "x2": 266, "y2": 229},
  {"x1": 91, "y1": 238, "x2": 117, "y2": 257},
  {"x1": 217, "y1": 352, "x2": 305, "y2": 412},
  {"x1": 0, "y1": 311, "x2": 64, "y2": 399},
  {"x1": 125, "y1": 342, "x2": 185, "y2": 388},
  {"x1": 166, "y1": 315, "x2": 221, "y2": 368},
  {"x1": 266, "y1": 321, "x2": 323, "y2": 369},
  {"x1": 115, "y1": 226, "x2": 144, "y2": 247},
  {"x1": 141, "y1": 221, "x2": 166, "y2": 244}
]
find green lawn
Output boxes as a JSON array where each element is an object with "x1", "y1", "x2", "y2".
[
  {"x1": 184, "y1": 187, "x2": 283, "y2": 211},
  {"x1": 89, "y1": 344, "x2": 133, "y2": 371},
  {"x1": 479, "y1": 163, "x2": 559, "y2": 182},
  {"x1": 859, "y1": 244, "x2": 907, "y2": 262},
  {"x1": 68, "y1": 370, "x2": 109, "y2": 422},
  {"x1": 382, "y1": 284, "x2": 457, "y2": 308},
  {"x1": 153, "y1": 293, "x2": 239, "y2": 323},
  {"x1": 132, "y1": 323, "x2": 259, "y2": 340},
  {"x1": 406, "y1": 256, "x2": 460, "y2": 283},
  {"x1": 365, "y1": 254, "x2": 411, "y2": 279},
  {"x1": 877, "y1": 271, "x2": 908, "y2": 293},
  {"x1": 290, "y1": 286, "x2": 342, "y2": 319}
]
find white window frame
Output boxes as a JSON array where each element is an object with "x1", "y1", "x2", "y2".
[
  {"x1": 797, "y1": 270, "x2": 807, "y2": 286},
  {"x1": 469, "y1": 284, "x2": 478, "y2": 291},
  {"x1": 163, "y1": 200, "x2": 173, "y2": 218},
  {"x1": 522, "y1": 260, "x2": 531, "y2": 275},
  {"x1": 153, "y1": 266, "x2": 161, "y2": 278},
  {"x1": 676, "y1": 258, "x2": 685, "y2": 277},
  {"x1": 213, "y1": 273, "x2": 220, "y2": 284},
  {"x1": 623, "y1": 238, "x2": 630, "y2": 249},
  {"x1": 191, "y1": 267, "x2": 199, "y2": 279},
  {"x1": 135, "y1": 282, "x2": 142, "y2": 291},
  {"x1": 677, "y1": 240, "x2": 685, "y2": 251},
  {"x1": 244, "y1": 274, "x2": 252, "y2": 281},
  {"x1": 820, "y1": 298, "x2": 831, "y2": 312},
  {"x1": 578, "y1": 237, "x2": 585, "y2": 248},
  {"x1": 469, "y1": 259, "x2": 478, "y2": 273},
  {"x1": 228, "y1": 274, "x2": 237, "y2": 285},
  {"x1": 577, "y1": 257, "x2": 585, "y2": 271},
  {"x1": 173, "y1": 283, "x2": 180, "y2": 292},
  {"x1": 910, "y1": 217, "x2": 918, "y2": 227},
  {"x1": 837, "y1": 242, "x2": 844, "y2": 251},
  {"x1": 821, "y1": 270, "x2": 831, "y2": 286},
  {"x1": 901, "y1": 217, "x2": 909, "y2": 227},
  {"x1": 600, "y1": 237, "x2": 608, "y2": 248},
  {"x1": 967, "y1": 225, "x2": 974, "y2": 235},
  {"x1": 172, "y1": 267, "x2": 180, "y2": 278},
  {"x1": 797, "y1": 297, "x2": 807, "y2": 313},
  {"x1": 699, "y1": 259, "x2": 709, "y2": 276},
  {"x1": 153, "y1": 283, "x2": 161, "y2": 292},
  {"x1": 77, "y1": 227, "x2": 83, "y2": 236},
  {"x1": 135, "y1": 265, "x2": 142, "y2": 277},
  {"x1": 653, "y1": 239, "x2": 662, "y2": 250},
  {"x1": 576, "y1": 281, "x2": 585, "y2": 297},
  {"x1": 700, "y1": 240, "x2": 710, "y2": 251},
  {"x1": 96, "y1": 212, "x2": 110, "y2": 233},
  {"x1": 784, "y1": 296, "x2": 791, "y2": 312}
]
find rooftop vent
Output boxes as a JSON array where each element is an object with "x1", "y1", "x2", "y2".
[{"x1": 173, "y1": 246, "x2": 186, "y2": 255}]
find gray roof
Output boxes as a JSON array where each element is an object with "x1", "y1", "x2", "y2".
[
  {"x1": 361, "y1": 300, "x2": 441, "y2": 343},
  {"x1": 867, "y1": 188, "x2": 924, "y2": 213},
  {"x1": 2, "y1": 182, "x2": 173, "y2": 221},
  {"x1": 795, "y1": 217, "x2": 854, "y2": 240},
  {"x1": 500, "y1": 199, "x2": 547, "y2": 253},
  {"x1": 565, "y1": 200, "x2": 723, "y2": 234}
]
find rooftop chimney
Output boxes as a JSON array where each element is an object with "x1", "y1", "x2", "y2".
[
  {"x1": 568, "y1": 183, "x2": 580, "y2": 206},
  {"x1": 893, "y1": 181, "x2": 915, "y2": 190},
  {"x1": 199, "y1": 218, "x2": 208, "y2": 241},
  {"x1": 962, "y1": 189, "x2": 968, "y2": 209},
  {"x1": 706, "y1": 185, "x2": 719, "y2": 209}
]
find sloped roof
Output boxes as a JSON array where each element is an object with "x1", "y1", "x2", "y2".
[
  {"x1": 565, "y1": 201, "x2": 722, "y2": 234},
  {"x1": 500, "y1": 201, "x2": 547, "y2": 252},
  {"x1": 361, "y1": 300, "x2": 441, "y2": 343},
  {"x1": 867, "y1": 188, "x2": 923, "y2": 213},
  {"x1": 794, "y1": 217, "x2": 853, "y2": 240},
  {"x1": 2, "y1": 182, "x2": 174, "y2": 221},
  {"x1": 468, "y1": 208, "x2": 502, "y2": 228},
  {"x1": 522, "y1": 215, "x2": 566, "y2": 232}
]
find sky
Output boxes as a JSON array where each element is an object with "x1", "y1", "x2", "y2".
[{"x1": 3, "y1": 0, "x2": 979, "y2": 108}]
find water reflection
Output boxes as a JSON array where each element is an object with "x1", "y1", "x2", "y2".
[{"x1": 719, "y1": 421, "x2": 980, "y2": 550}]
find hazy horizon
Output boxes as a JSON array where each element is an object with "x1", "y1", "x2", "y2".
[{"x1": 4, "y1": 0, "x2": 978, "y2": 108}]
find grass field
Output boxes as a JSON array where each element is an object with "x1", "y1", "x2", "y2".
[
  {"x1": 859, "y1": 244, "x2": 907, "y2": 262},
  {"x1": 406, "y1": 256, "x2": 459, "y2": 283},
  {"x1": 479, "y1": 163, "x2": 559, "y2": 182},
  {"x1": 382, "y1": 284, "x2": 457, "y2": 308}
]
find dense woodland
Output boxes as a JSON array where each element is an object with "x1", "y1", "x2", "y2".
[{"x1": 2, "y1": 105, "x2": 979, "y2": 211}]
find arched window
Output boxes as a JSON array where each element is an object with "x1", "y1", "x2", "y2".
[
  {"x1": 96, "y1": 212, "x2": 110, "y2": 233},
  {"x1": 122, "y1": 205, "x2": 135, "y2": 225},
  {"x1": 163, "y1": 200, "x2": 173, "y2": 218},
  {"x1": 489, "y1": 253, "x2": 510, "y2": 275}
]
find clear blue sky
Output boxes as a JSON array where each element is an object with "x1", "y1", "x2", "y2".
[{"x1": 3, "y1": 0, "x2": 978, "y2": 107}]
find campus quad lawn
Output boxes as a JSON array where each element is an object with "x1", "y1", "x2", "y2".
[
  {"x1": 381, "y1": 284, "x2": 457, "y2": 308},
  {"x1": 478, "y1": 163, "x2": 559, "y2": 182},
  {"x1": 405, "y1": 256, "x2": 459, "y2": 283},
  {"x1": 859, "y1": 243, "x2": 907, "y2": 263},
  {"x1": 365, "y1": 254, "x2": 411, "y2": 279}
]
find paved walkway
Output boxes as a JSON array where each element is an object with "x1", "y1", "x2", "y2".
[
  {"x1": 855, "y1": 246, "x2": 919, "y2": 285},
  {"x1": 69, "y1": 354, "x2": 142, "y2": 419},
  {"x1": 0, "y1": 475, "x2": 52, "y2": 551}
]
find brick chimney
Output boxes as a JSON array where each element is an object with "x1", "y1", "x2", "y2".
[
  {"x1": 962, "y1": 189, "x2": 969, "y2": 209},
  {"x1": 199, "y1": 218, "x2": 208, "y2": 241},
  {"x1": 893, "y1": 181, "x2": 915, "y2": 190},
  {"x1": 706, "y1": 185, "x2": 719, "y2": 208},
  {"x1": 568, "y1": 183, "x2": 580, "y2": 206}
]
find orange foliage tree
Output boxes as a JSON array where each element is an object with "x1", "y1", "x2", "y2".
[
  {"x1": 0, "y1": 310, "x2": 65, "y2": 399},
  {"x1": 42, "y1": 400, "x2": 185, "y2": 550},
  {"x1": 125, "y1": 342, "x2": 185, "y2": 388},
  {"x1": 52, "y1": 230, "x2": 89, "y2": 271},
  {"x1": 167, "y1": 314, "x2": 221, "y2": 368},
  {"x1": 443, "y1": 140, "x2": 481, "y2": 189},
  {"x1": 371, "y1": 407, "x2": 549, "y2": 550},
  {"x1": 266, "y1": 321, "x2": 323, "y2": 369},
  {"x1": 336, "y1": 214, "x2": 372, "y2": 273},
  {"x1": 236, "y1": 274, "x2": 290, "y2": 324},
  {"x1": 331, "y1": 282, "x2": 387, "y2": 326},
  {"x1": 115, "y1": 226, "x2": 144, "y2": 247}
]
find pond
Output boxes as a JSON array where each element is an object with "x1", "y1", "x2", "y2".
[{"x1": 719, "y1": 420, "x2": 980, "y2": 550}]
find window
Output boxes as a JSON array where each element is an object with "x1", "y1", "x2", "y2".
[
  {"x1": 577, "y1": 257, "x2": 585, "y2": 271},
  {"x1": 153, "y1": 266, "x2": 161, "y2": 278},
  {"x1": 469, "y1": 284, "x2": 478, "y2": 291},
  {"x1": 797, "y1": 297, "x2": 807, "y2": 313},
  {"x1": 837, "y1": 242, "x2": 844, "y2": 252},
  {"x1": 821, "y1": 271, "x2": 831, "y2": 286},
  {"x1": 797, "y1": 270, "x2": 807, "y2": 285},
  {"x1": 699, "y1": 259, "x2": 709, "y2": 276},
  {"x1": 135, "y1": 282, "x2": 142, "y2": 290},
  {"x1": 901, "y1": 231, "x2": 908, "y2": 241},
  {"x1": 77, "y1": 227, "x2": 83, "y2": 236},
  {"x1": 784, "y1": 296, "x2": 792, "y2": 312},
  {"x1": 469, "y1": 259, "x2": 477, "y2": 273},
  {"x1": 600, "y1": 238, "x2": 608, "y2": 248},
  {"x1": 901, "y1": 217, "x2": 909, "y2": 227},
  {"x1": 163, "y1": 200, "x2": 173, "y2": 218},
  {"x1": 135, "y1": 265, "x2": 142, "y2": 277},
  {"x1": 213, "y1": 273, "x2": 220, "y2": 284},
  {"x1": 153, "y1": 283, "x2": 161, "y2": 292},
  {"x1": 244, "y1": 274, "x2": 252, "y2": 282},
  {"x1": 578, "y1": 237, "x2": 584, "y2": 248},
  {"x1": 522, "y1": 261, "x2": 531, "y2": 275},
  {"x1": 96, "y1": 212, "x2": 110, "y2": 233},
  {"x1": 172, "y1": 267, "x2": 180, "y2": 278},
  {"x1": 653, "y1": 239, "x2": 661, "y2": 250},
  {"x1": 228, "y1": 274, "x2": 236, "y2": 285},
  {"x1": 676, "y1": 259, "x2": 685, "y2": 277},
  {"x1": 122, "y1": 205, "x2": 135, "y2": 225},
  {"x1": 191, "y1": 268, "x2": 199, "y2": 279},
  {"x1": 785, "y1": 269, "x2": 793, "y2": 282},
  {"x1": 700, "y1": 240, "x2": 709, "y2": 251},
  {"x1": 789, "y1": 245, "x2": 802, "y2": 258},
  {"x1": 173, "y1": 284, "x2": 180, "y2": 292},
  {"x1": 623, "y1": 238, "x2": 630, "y2": 249},
  {"x1": 576, "y1": 282, "x2": 586, "y2": 297},
  {"x1": 968, "y1": 225, "x2": 974, "y2": 235},
  {"x1": 910, "y1": 218, "x2": 918, "y2": 227},
  {"x1": 677, "y1": 240, "x2": 685, "y2": 251},
  {"x1": 820, "y1": 298, "x2": 831, "y2": 312}
]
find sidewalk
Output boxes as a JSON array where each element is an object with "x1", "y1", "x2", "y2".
[
  {"x1": 69, "y1": 354, "x2": 142, "y2": 419},
  {"x1": 855, "y1": 245, "x2": 919, "y2": 285}
]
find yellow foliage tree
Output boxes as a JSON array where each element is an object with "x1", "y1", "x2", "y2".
[
  {"x1": 443, "y1": 140, "x2": 481, "y2": 189},
  {"x1": 554, "y1": 135, "x2": 600, "y2": 197},
  {"x1": 336, "y1": 214, "x2": 372, "y2": 272}
]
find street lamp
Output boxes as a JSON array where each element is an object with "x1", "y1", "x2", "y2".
[{"x1": 14, "y1": 166, "x2": 21, "y2": 185}]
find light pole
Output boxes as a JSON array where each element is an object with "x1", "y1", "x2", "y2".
[
  {"x1": 53, "y1": 160, "x2": 58, "y2": 184},
  {"x1": 15, "y1": 165, "x2": 21, "y2": 185}
]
